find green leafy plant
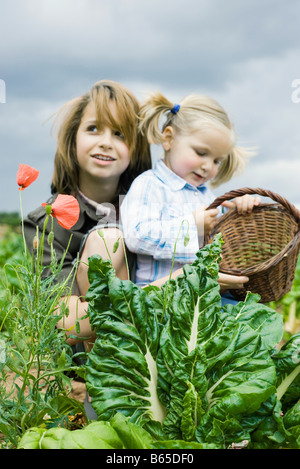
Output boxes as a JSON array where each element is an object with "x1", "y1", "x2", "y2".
[
  {"x1": 0, "y1": 226, "x2": 84, "y2": 446},
  {"x1": 17, "y1": 412, "x2": 152, "y2": 449},
  {"x1": 17, "y1": 411, "x2": 217, "y2": 449},
  {"x1": 269, "y1": 255, "x2": 300, "y2": 340},
  {"x1": 0, "y1": 165, "x2": 84, "y2": 448},
  {"x1": 83, "y1": 234, "x2": 300, "y2": 449}
]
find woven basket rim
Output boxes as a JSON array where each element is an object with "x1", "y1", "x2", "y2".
[{"x1": 206, "y1": 187, "x2": 300, "y2": 227}]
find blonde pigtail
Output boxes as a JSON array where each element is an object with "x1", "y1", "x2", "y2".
[{"x1": 139, "y1": 92, "x2": 176, "y2": 145}]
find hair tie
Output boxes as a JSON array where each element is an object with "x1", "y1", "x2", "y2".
[{"x1": 171, "y1": 103, "x2": 180, "y2": 115}]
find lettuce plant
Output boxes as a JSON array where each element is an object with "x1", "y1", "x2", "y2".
[{"x1": 84, "y1": 234, "x2": 300, "y2": 449}]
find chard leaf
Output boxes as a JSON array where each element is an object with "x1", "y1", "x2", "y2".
[
  {"x1": 203, "y1": 325, "x2": 276, "y2": 416},
  {"x1": 110, "y1": 412, "x2": 153, "y2": 449},
  {"x1": 154, "y1": 244, "x2": 277, "y2": 443},
  {"x1": 250, "y1": 398, "x2": 291, "y2": 449},
  {"x1": 222, "y1": 292, "x2": 283, "y2": 350},
  {"x1": 85, "y1": 275, "x2": 166, "y2": 429},
  {"x1": 181, "y1": 381, "x2": 205, "y2": 441},
  {"x1": 162, "y1": 317, "x2": 276, "y2": 444},
  {"x1": 283, "y1": 400, "x2": 300, "y2": 449},
  {"x1": 283, "y1": 400, "x2": 300, "y2": 428},
  {"x1": 161, "y1": 347, "x2": 208, "y2": 439},
  {"x1": 196, "y1": 413, "x2": 247, "y2": 448},
  {"x1": 272, "y1": 332, "x2": 300, "y2": 404}
]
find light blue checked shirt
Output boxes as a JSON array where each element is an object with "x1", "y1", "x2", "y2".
[{"x1": 120, "y1": 159, "x2": 217, "y2": 286}]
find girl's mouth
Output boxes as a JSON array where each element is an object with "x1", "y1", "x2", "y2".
[
  {"x1": 91, "y1": 154, "x2": 116, "y2": 162},
  {"x1": 193, "y1": 172, "x2": 205, "y2": 181}
]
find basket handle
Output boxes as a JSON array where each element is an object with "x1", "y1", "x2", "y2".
[{"x1": 206, "y1": 187, "x2": 300, "y2": 226}]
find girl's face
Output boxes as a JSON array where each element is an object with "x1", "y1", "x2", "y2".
[
  {"x1": 76, "y1": 101, "x2": 130, "y2": 189},
  {"x1": 162, "y1": 125, "x2": 233, "y2": 187}
]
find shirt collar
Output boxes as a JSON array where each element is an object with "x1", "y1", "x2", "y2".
[
  {"x1": 153, "y1": 159, "x2": 208, "y2": 192},
  {"x1": 77, "y1": 189, "x2": 112, "y2": 217}
]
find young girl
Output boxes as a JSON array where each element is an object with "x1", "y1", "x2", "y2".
[
  {"x1": 120, "y1": 92, "x2": 260, "y2": 287},
  {"x1": 24, "y1": 79, "x2": 152, "y2": 346}
]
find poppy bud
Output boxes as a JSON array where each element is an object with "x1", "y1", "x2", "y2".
[
  {"x1": 33, "y1": 236, "x2": 38, "y2": 250},
  {"x1": 44, "y1": 204, "x2": 53, "y2": 216},
  {"x1": 113, "y1": 237, "x2": 120, "y2": 253},
  {"x1": 47, "y1": 231, "x2": 54, "y2": 245},
  {"x1": 184, "y1": 232, "x2": 190, "y2": 247}
]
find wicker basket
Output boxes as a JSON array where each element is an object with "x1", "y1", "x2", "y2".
[{"x1": 205, "y1": 187, "x2": 300, "y2": 303}]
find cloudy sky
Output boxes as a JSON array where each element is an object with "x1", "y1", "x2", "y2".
[{"x1": 1, "y1": 0, "x2": 300, "y2": 216}]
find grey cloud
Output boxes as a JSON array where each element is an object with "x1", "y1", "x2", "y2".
[
  {"x1": 2, "y1": 0, "x2": 300, "y2": 98},
  {"x1": 1, "y1": 0, "x2": 300, "y2": 213}
]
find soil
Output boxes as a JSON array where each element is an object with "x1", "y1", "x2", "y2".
[{"x1": 69, "y1": 379, "x2": 87, "y2": 403}]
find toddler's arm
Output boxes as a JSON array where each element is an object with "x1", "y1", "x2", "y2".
[{"x1": 120, "y1": 178, "x2": 200, "y2": 262}]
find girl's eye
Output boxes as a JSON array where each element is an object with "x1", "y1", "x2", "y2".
[
  {"x1": 114, "y1": 130, "x2": 125, "y2": 139},
  {"x1": 86, "y1": 125, "x2": 98, "y2": 133},
  {"x1": 196, "y1": 150, "x2": 206, "y2": 157}
]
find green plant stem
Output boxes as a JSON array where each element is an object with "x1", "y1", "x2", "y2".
[
  {"x1": 276, "y1": 363, "x2": 300, "y2": 401},
  {"x1": 49, "y1": 216, "x2": 55, "y2": 261},
  {"x1": 98, "y1": 229, "x2": 114, "y2": 272},
  {"x1": 19, "y1": 189, "x2": 27, "y2": 257},
  {"x1": 162, "y1": 219, "x2": 189, "y2": 321},
  {"x1": 121, "y1": 238, "x2": 130, "y2": 280},
  {"x1": 34, "y1": 214, "x2": 50, "y2": 303}
]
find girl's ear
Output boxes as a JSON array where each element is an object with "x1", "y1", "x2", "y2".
[{"x1": 162, "y1": 126, "x2": 174, "y2": 151}]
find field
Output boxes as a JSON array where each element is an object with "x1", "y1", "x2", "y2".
[{"x1": 0, "y1": 223, "x2": 299, "y2": 450}]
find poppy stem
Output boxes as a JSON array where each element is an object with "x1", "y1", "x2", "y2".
[
  {"x1": 19, "y1": 189, "x2": 27, "y2": 257},
  {"x1": 121, "y1": 238, "x2": 130, "y2": 280}
]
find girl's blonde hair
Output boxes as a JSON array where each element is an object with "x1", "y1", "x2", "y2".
[
  {"x1": 51, "y1": 80, "x2": 151, "y2": 197},
  {"x1": 139, "y1": 92, "x2": 255, "y2": 188}
]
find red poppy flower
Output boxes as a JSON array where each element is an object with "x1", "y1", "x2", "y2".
[
  {"x1": 17, "y1": 164, "x2": 39, "y2": 190},
  {"x1": 42, "y1": 194, "x2": 80, "y2": 230}
]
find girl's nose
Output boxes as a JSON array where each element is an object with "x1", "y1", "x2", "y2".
[
  {"x1": 97, "y1": 128, "x2": 113, "y2": 149},
  {"x1": 200, "y1": 157, "x2": 213, "y2": 173}
]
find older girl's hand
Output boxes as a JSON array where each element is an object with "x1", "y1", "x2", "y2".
[
  {"x1": 221, "y1": 194, "x2": 261, "y2": 214},
  {"x1": 217, "y1": 272, "x2": 249, "y2": 290}
]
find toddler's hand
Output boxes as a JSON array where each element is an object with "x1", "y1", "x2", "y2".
[
  {"x1": 193, "y1": 207, "x2": 219, "y2": 235},
  {"x1": 221, "y1": 194, "x2": 261, "y2": 214}
]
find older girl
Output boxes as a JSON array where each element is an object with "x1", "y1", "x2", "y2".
[{"x1": 24, "y1": 80, "x2": 151, "y2": 346}]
